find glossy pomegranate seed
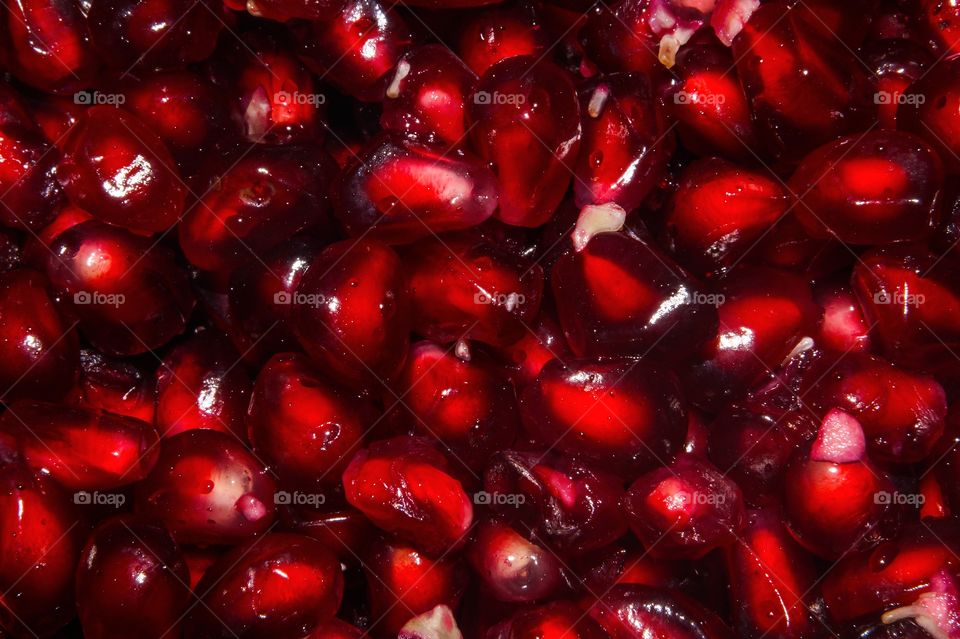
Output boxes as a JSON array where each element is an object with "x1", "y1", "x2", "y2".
[
  {"x1": 587, "y1": 585, "x2": 735, "y2": 639},
  {"x1": 0, "y1": 0, "x2": 99, "y2": 94},
  {"x1": 185, "y1": 533, "x2": 343, "y2": 639},
  {"x1": 791, "y1": 131, "x2": 942, "y2": 244},
  {"x1": 815, "y1": 280, "x2": 873, "y2": 354},
  {"x1": 279, "y1": 504, "x2": 375, "y2": 561},
  {"x1": 227, "y1": 235, "x2": 325, "y2": 358},
  {"x1": 381, "y1": 45, "x2": 478, "y2": 147},
  {"x1": 665, "y1": 44, "x2": 760, "y2": 161},
  {"x1": 864, "y1": 39, "x2": 931, "y2": 130},
  {"x1": 59, "y1": 106, "x2": 186, "y2": 235},
  {"x1": 921, "y1": 0, "x2": 960, "y2": 55},
  {"x1": 732, "y1": 0, "x2": 875, "y2": 162},
  {"x1": 1, "y1": 399, "x2": 159, "y2": 490},
  {"x1": 457, "y1": 5, "x2": 547, "y2": 77},
  {"x1": 0, "y1": 268, "x2": 79, "y2": 402},
  {"x1": 76, "y1": 515, "x2": 191, "y2": 639},
  {"x1": 69, "y1": 348, "x2": 155, "y2": 423},
  {"x1": 574, "y1": 73, "x2": 674, "y2": 211},
  {"x1": 44, "y1": 220, "x2": 196, "y2": 356},
  {"x1": 624, "y1": 455, "x2": 745, "y2": 559},
  {"x1": 0, "y1": 463, "x2": 85, "y2": 637},
  {"x1": 335, "y1": 135, "x2": 498, "y2": 242},
  {"x1": 307, "y1": 619, "x2": 365, "y2": 639},
  {"x1": 155, "y1": 331, "x2": 252, "y2": 440},
  {"x1": 665, "y1": 158, "x2": 789, "y2": 278},
  {"x1": 363, "y1": 538, "x2": 467, "y2": 636},
  {"x1": 295, "y1": 0, "x2": 414, "y2": 101},
  {"x1": 179, "y1": 145, "x2": 334, "y2": 272},
  {"x1": 343, "y1": 436, "x2": 473, "y2": 555},
  {"x1": 0, "y1": 100, "x2": 64, "y2": 231},
  {"x1": 491, "y1": 601, "x2": 607, "y2": 639},
  {"x1": 708, "y1": 406, "x2": 817, "y2": 507},
  {"x1": 248, "y1": 352, "x2": 375, "y2": 491},
  {"x1": 469, "y1": 57, "x2": 581, "y2": 227},
  {"x1": 851, "y1": 244, "x2": 960, "y2": 370},
  {"x1": 135, "y1": 429, "x2": 277, "y2": 545},
  {"x1": 520, "y1": 356, "x2": 687, "y2": 475},
  {"x1": 821, "y1": 521, "x2": 960, "y2": 623},
  {"x1": 783, "y1": 410, "x2": 897, "y2": 559},
  {"x1": 87, "y1": 0, "x2": 224, "y2": 69},
  {"x1": 498, "y1": 306, "x2": 571, "y2": 387},
  {"x1": 578, "y1": 1, "x2": 661, "y2": 75},
  {"x1": 553, "y1": 205, "x2": 717, "y2": 359},
  {"x1": 724, "y1": 508, "x2": 820, "y2": 639},
  {"x1": 386, "y1": 341, "x2": 518, "y2": 470},
  {"x1": 483, "y1": 450, "x2": 627, "y2": 556},
  {"x1": 401, "y1": 233, "x2": 543, "y2": 347},
  {"x1": 898, "y1": 57, "x2": 960, "y2": 171},
  {"x1": 682, "y1": 265, "x2": 820, "y2": 409},
  {"x1": 468, "y1": 518, "x2": 565, "y2": 602},
  {"x1": 291, "y1": 238, "x2": 410, "y2": 389},
  {"x1": 805, "y1": 353, "x2": 947, "y2": 464}
]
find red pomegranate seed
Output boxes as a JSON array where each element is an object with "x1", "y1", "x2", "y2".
[
  {"x1": 0, "y1": 400, "x2": 159, "y2": 490},
  {"x1": 587, "y1": 585, "x2": 735, "y2": 639},
  {"x1": 498, "y1": 306, "x2": 572, "y2": 387},
  {"x1": 335, "y1": 135, "x2": 498, "y2": 243},
  {"x1": 185, "y1": 533, "x2": 343, "y2": 639},
  {"x1": 468, "y1": 518, "x2": 565, "y2": 602},
  {"x1": 76, "y1": 515, "x2": 191, "y2": 639},
  {"x1": 864, "y1": 39, "x2": 931, "y2": 130},
  {"x1": 520, "y1": 356, "x2": 687, "y2": 475},
  {"x1": 69, "y1": 348, "x2": 156, "y2": 423},
  {"x1": 469, "y1": 57, "x2": 581, "y2": 227},
  {"x1": 279, "y1": 505, "x2": 376, "y2": 561},
  {"x1": 58, "y1": 106, "x2": 187, "y2": 235},
  {"x1": 381, "y1": 45, "x2": 478, "y2": 147},
  {"x1": 490, "y1": 601, "x2": 608, "y2": 639},
  {"x1": 457, "y1": 5, "x2": 547, "y2": 77},
  {"x1": 134, "y1": 429, "x2": 277, "y2": 545},
  {"x1": 0, "y1": 268, "x2": 79, "y2": 402},
  {"x1": 815, "y1": 280, "x2": 873, "y2": 354},
  {"x1": 43, "y1": 220, "x2": 196, "y2": 356},
  {"x1": 401, "y1": 233, "x2": 543, "y2": 347},
  {"x1": 343, "y1": 436, "x2": 474, "y2": 555},
  {"x1": 291, "y1": 238, "x2": 411, "y2": 389},
  {"x1": 248, "y1": 352, "x2": 376, "y2": 491},
  {"x1": 0, "y1": 463, "x2": 86, "y2": 637},
  {"x1": 155, "y1": 331, "x2": 252, "y2": 440},
  {"x1": 624, "y1": 455, "x2": 745, "y2": 559},
  {"x1": 363, "y1": 538, "x2": 467, "y2": 636}
]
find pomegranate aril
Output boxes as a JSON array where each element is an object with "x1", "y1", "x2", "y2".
[
  {"x1": 178, "y1": 145, "x2": 335, "y2": 273},
  {"x1": 134, "y1": 429, "x2": 277, "y2": 545},
  {"x1": 401, "y1": 233, "x2": 543, "y2": 347},
  {"x1": 363, "y1": 539, "x2": 467, "y2": 636},
  {"x1": 724, "y1": 508, "x2": 820, "y2": 639},
  {"x1": 58, "y1": 106, "x2": 186, "y2": 235},
  {"x1": 69, "y1": 348, "x2": 156, "y2": 423},
  {"x1": 335, "y1": 135, "x2": 498, "y2": 243},
  {"x1": 898, "y1": 58, "x2": 960, "y2": 171},
  {"x1": 469, "y1": 56, "x2": 581, "y2": 227},
  {"x1": 489, "y1": 601, "x2": 608, "y2": 639},
  {"x1": 87, "y1": 0, "x2": 224, "y2": 70},
  {"x1": 732, "y1": 0, "x2": 876, "y2": 162},
  {"x1": 588, "y1": 585, "x2": 735, "y2": 639},
  {"x1": 295, "y1": 0, "x2": 414, "y2": 101},
  {"x1": 791, "y1": 131, "x2": 942, "y2": 244},
  {"x1": 381, "y1": 45, "x2": 478, "y2": 147},
  {"x1": 0, "y1": 268, "x2": 79, "y2": 402},
  {"x1": 279, "y1": 505, "x2": 375, "y2": 562},
  {"x1": 921, "y1": 0, "x2": 960, "y2": 56},
  {"x1": 342, "y1": 436, "x2": 473, "y2": 556},
  {"x1": 0, "y1": 0, "x2": 100, "y2": 94},
  {"x1": 498, "y1": 306, "x2": 571, "y2": 388},
  {"x1": 44, "y1": 220, "x2": 196, "y2": 356},
  {"x1": 574, "y1": 73, "x2": 674, "y2": 212},
  {"x1": 248, "y1": 352, "x2": 375, "y2": 491},
  {"x1": 864, "y1": 39, "x2": 931, "y2": 130},
  {"x1": 457, "y1": 5, "x2": 547, "y2": 77},
  {"x1": 815, "y1": 280, "x2": 873, "y2": 355},
  {"x1": 665, "y1": 157, "x2": 789, "y2": 278},
  {"x1": 520, "y1": 356, "x2": 687, "y2": 475},
  {"x1": 0, "y1": 400, "x2": 159, "y2": 490},
  {"x1": 468, "y1": 518, "x2": 565, "y2": 603},
  {"x1": 0, "y1": 463, "x2": 85, "y2": 638},
  {"x1": 76, "y1": 515, "x2": 191, "y2": 639},
  {"x1": 185, "y1": 533, "x2": 343, "y2": 639},
  {"x1": 578, "y1": 1, "x2": 661, "y2": 75},
  {"x1": 665, "y1": 44, "x2": 760, "y2": 162},
  {"x1": 291, "y1": 238, "x2": 410, "y2": 389},
  {"x1": 0, "y1": 104, "x2": 65, "y2": 231},
  {"x1": 155, "y1": 331, "x2": 252, "y2": 440},
  {"x1": 483, "y1": 450, "x2": 627, "y2": 556},
  {"x1": 624, "y1": 455, "x2": 745, "y2": 559},
  {"x1": 385, "y1": 341, "x2": 518, "y2": 470}
]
